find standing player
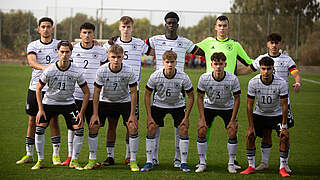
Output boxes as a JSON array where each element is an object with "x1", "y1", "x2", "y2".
[
  {"x1": 141, "y1": 51, "x2": 194, "y2": 172},
  {"x1": 90, "y1": 44, "x2": 139, "y2": 172},
  {"x1": 103, "y1": 16, "x2": 149, "y2": 166},
  {"x1": 17, "y1": 17, "x2": 62, "y2": 166},
  {"x1": 146, "y1": 12, "x2": 203, "y2": 168},
  {"x1": 60, "y1": 23, "x2": 107, "y2": 169},
  {"x1": 240, "y1": 57, "x2": 291, "y2": 177},
  {"x1": 239, "y1": 33, "x2": 301, "y2": 172},
  {"x1": 196, "y1": 15, "x2": 253, "y2": 168},
  {"x1": 196, "y1": 52, "x2": 241, "y2": 173},
  {"x1": 32, "y1": 41, "x2": 90, "y2": 170}
]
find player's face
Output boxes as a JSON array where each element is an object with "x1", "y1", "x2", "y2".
[
  {"x1": 80, "y1": 29, "x2": 94, "y2": 43},
  {"x1": 260, "y1": 65, "x2": 274, "y2": 80},
  {"x1": 108, "y1": 52, "x2": 123, "y2": 69},
  {"x1": 119, "y1": 22, "x2": 133, "y2": 37},
  {"x1": 215, "y1": 20, "x2": 229, "y2": 38},
  {"x1": 38, "y1": 21, "x2": 54, "y2": 38},
  {"x1": 165, "y1": 18, "x2": 179, "y2": 33},
  {"x1": 163, "y1": 59, "x2": 177, "y2": 71},
  {"x1": 267, "y1": 40, "x2": 281, "y2": 55},
  {"x1": 211, "y1": 60, "x2": 226, "y2": 73},
  {"x1": 58, "y1": 46, "x2": 72, "y2": 61}
]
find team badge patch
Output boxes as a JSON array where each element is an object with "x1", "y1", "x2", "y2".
[
  {"x1": 226, "y1": 44, "x2": 233, "y2": 51},
  {"x1": 177, "y1": 41, "x2": 183, "y2": 47}
]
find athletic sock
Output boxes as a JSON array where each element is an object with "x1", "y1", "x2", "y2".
[
  {"x1": 106, "y1": 141, "x2": 115, "y2": 158},
  {"x1": 146, "y1": 135, "x2": 155, "y2": 163},
  {"x1": 26, "y1": 137, "x2": 35, "y2": 156},
  {"x1": 179, "y1": 136, "x2": 189, "y2": 164},
  {"x1": 197, "y1": 137, "x2": 207, "y2": 165},
  {"x1": 51, "y1": 136, "x2": 61, "y2": 157},
  {"x1": 227, "y1": 138, "x2": 237, "y2": 165},
  {"x1": 125, "y1": 140, "x2": 130, "y2": 159},
  {"x1": 153, "y1": 128, "x2": 160, "y2": 161},
  {"x1": 280, "y1": 150, "x2": 289, "y2": 169},
  {"x1": 129, "y1": 134, "x2": 139, "y2": 161},
  {"x1": 35, "y1": 126, "x2": 46, "y2": 160},
  {"x1": 261, "y1": 143, "x2": 272, "y2": 165},
  {"x1": 88, "y1": 134, "x2": 98, "y2": 160},
  {"x1": 174, "y1": 128, "x2": 181, "y2": 161},
  {"x1": 67, "y1": 129, "x2": 75, "y2": 157},
  {"x1": 72, "y1": 128, "x2": 84, "y2": 160},
  {"x1": 247, "y1": 149, "x2": 256, "y2": 168}
]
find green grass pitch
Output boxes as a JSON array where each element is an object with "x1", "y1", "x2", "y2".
[{"x1": 0, "y1": 64, "x2": 320, "y2": 179}]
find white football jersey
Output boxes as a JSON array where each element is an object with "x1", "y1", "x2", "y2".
[
  {"x1": 95, "y1": 62, "x2": 137, "y2": 103},
  {"x1": 147, "y1": 35, "x2": 195, "y2": 71},
  {"x1": 146, "y1": 68, "x2": 193, "y2": 108},
  {"x1": 27, "y1": 39, "x2": 60, "y2": 91},
  {"x1": 247, "y1": 74, "x2": 288, "y2": 116},
  {"x1": 103, "y1": 37, "x2": 148, "y2": 85},
  {"x1": 39, "y1": 62, "x2": 87, "y2": 105},
  {"x1": 197, "y1": 71, "x2": 241, "y2": 110},
  {"x1": 72, "y1": 43, "x2": 107, "y2": 100},
  {"x1": 251, "y1": 53, "x2": 297, "y2": 86}
]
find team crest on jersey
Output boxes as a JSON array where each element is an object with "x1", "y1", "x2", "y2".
[
  {"x1": 93, "y1": 54, "x2": 97, "y2": 58},
  {"x1": 162, "y1": 42, "x2": 166, "y2": 45},
  {"x1": 54, "y1": 48, "x2": 57, "y2": 52},
  {"x1": 177, "y1": 41, "x2": 183, "y2": 47},
  {"x1": 225, "y1": 86, "x2": 230, "y2": 90},
  {"x1": 77, "y1": 54, "x2": 81, "y2": 56},
  {"x1": 226, "y1": 44, "x2": 233, "y2": 51},
  {"x1": 175, "y1": 83, "x2": 181, "y2": 89},
  {"x1": 132, "y1": 43, "x2": 137, "y2": 50},
  {"x1": 38, "y1": 50, "x2": 42, "y2": 53}
]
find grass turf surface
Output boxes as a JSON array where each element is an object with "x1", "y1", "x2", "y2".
[{"x1": 0, "y1": 64, "x2": 320, "y2": 179}]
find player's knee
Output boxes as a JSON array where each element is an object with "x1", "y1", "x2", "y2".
[
  {"x1": 178, "y1": 126, "x2": 188, "y2": 137},
  {"x1": 74, "y1": 128, "x2": 84, "y2": 137},
  {"x1": 227, "y1": 129, "x2": 237, "y2": 139},
  {"x1": 128, "y1": 125, "x2": 138, "y2": 135},
  {"x1": 89, "y1": 126, "x2": 100, "y2": 134},
  {"x1": 198, "y1": 127, "x2": 207, "y2": 138},
  {"x1": 147, "y1": 124, "x2": 157, "y2": 136},
  {"x1": 280, "y1": 133, "x2": 289, "y2": 143},
  {"x1": 35, "y1": 126, "x2": 46, "y2": 135}
]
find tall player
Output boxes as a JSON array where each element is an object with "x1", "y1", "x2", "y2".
[
  {"x1": 32, "y1": 41, "x2": 90, "y2": 170},
  {"x1": 141, "y1": 51, "x2": 194, "y2": 172},
  {"x1": 17, "y1": 17, "x2": 62, "y2": 166},
  {"x1": 196, "y1": 15, "x2": 253, "y2": 169},
  {"x1": 196, "y1": 52, "x2": 241, "y2": 173},
  {"x1": 90, "y1": 45, "x2": 139, "y2": 172},
  {"x1": 146, "y1": 11, "x2": 204, "y2": 168},
  {"x1": 103, "y1": 16, "x2": 149, "y2": 166},
  {"x1": 239, "y1": 33, "x2": 301, "y2": 173},
  {"x1": 240, "y1": 57, "x2": 291, "y2": 177},
  {"x1": 59, "y1": 23, "x2": 107, "y2": 169}
]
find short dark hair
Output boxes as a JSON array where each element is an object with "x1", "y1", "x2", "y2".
[
  {"x1": 164, "y1": 12, "x2": 179, "y2": 22},
  {"x1": 259, "y1": 56, "x2": 274, "y2": 66},
  {"x1": 57, "y1": 40, "x2": 73, "y2": 51},
  {"x1": 39, "y1": 17, "x2": 54, "y2": 26},
  {"x1": 108, "y1": 44, "x2": 123, "y2": 55},
  {"x1": 267, "y1": 33, "x2": 282, "y2": 42},
  {"x1": 211, "y1": 52, "x2": 226, "y2": 62},
  {"x1": 120, "y1": 16, "x2": 134, "y2": 25},
  {"x1": 162, "y1": 50, "x2": 177, "y2": 61},
  {"x1": 216, "y1": 16, "x2": 229, "y2": 24},
  {"x1": 80, "y1": 22, "x2": 95, "y2": 31}
]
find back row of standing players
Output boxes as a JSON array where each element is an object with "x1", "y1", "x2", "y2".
[{"x1": 16, "y1": 12, "x2": 301, "y2": 177}]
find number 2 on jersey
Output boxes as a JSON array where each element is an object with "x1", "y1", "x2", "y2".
[{"x1": 83, "y1": 60, "x2": 88, "y2": 69}]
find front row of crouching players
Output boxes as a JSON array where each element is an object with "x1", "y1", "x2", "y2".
[
  {"x1": 141, "y1": 50, "x2": 194, "y2": 172},
  {"x1": 32, "y1": 41, "x2": 90, "y2": 170}
]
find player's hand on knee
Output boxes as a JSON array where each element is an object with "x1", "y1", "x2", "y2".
[
  {"x1": 179, "y1": 118, "x2": 190, "y2": 130},
  {"x1": 36, "y1": 110, "x2": 46, "y2": 124},
  {"x1": 227, "y1": 120, "x2": 238, "y2": 132},
  {"x1": 147, "y1": 118, "x2": 158, "y2": 135},
  {"x1": 76, "y1": 113, "x2": 84, "y2": 128},
  {"x1": 246, "y1": 126, "x2": 256, "y2": 139},
  {"x1": 89, "y1": 115, "x2": 100, "y2": 128},
  {"x1": 127, "y1": 115, "x2": 138, "y2": 130},
  {"x1": 197, "y1": 119, "x2": 208, "y2": 137}
]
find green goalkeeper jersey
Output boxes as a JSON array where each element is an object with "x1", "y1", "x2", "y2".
[{"x1": 197, "y1": 37, "x2": 253, "y2": 74}]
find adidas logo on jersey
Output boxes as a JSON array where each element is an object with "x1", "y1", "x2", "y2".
[
  {"x1": 77, "y1": 54, "x2": 81, "y2": 56},
  {"x1": 211, "y1": 46, "x2": 215, "y2": 49}
]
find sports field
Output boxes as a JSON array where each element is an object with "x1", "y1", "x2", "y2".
[{"x1": 0, "y1": 64, "x2": 319, "y2": 179}]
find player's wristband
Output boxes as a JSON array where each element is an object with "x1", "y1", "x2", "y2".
[
  {"x1": 295, "y1": 82, "x2": 301, "y2": 87},
  {"x1": 281, "y1": 124, "x2": 288, "y2": 129}
]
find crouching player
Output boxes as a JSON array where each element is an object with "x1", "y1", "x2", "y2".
[
  {"x1": 90, "y1": 44, "x2": 140, "y2": 172},
  {"x1": 240, "y1": 57, "x2": 290, "y2": 177},
  {"x1": 141, "y1": 50, "x2": 194, "y2": 172},
  {"x1": 196, "y1": 52, "x2": 241, "y2": 173},
  {"x1": 32, "y1": 41, "x2": 90, "y2": 170}
]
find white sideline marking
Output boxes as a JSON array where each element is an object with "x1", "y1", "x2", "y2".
[{"x1": 302, "y1": 78, "x2": 320, "y2": 85}]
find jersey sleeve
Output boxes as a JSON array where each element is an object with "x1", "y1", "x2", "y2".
[
  {"x1": 128, "y1": 68, "x2": 138, "y2": 86},
  {"x1": 235, "y1": 42, "x2": 253, "y2": 66},
  {"x1": 197, "y1": 75, "x2": 206, "y2": 93},
  {"x1": 279, "y1": 80, "x2": 289, "y2": 98},
  {"x1": 146, "y1": 73, "x2": 156, "y2": 91},
  {"x1": 250, "y1": 56, "x2": 261, "y2": 71},
  {"x1": 185, "y1": 38, "x2": 196, "y2": 54},
  {"x1": 196, "y1": 38, "x2": 210, "y2": 52},
  {"x1": 146, "y1": 36, "x2": 156, "y2": 49},
  {"x1": 287, "y1": 56, "x2": 297, "y2": 72},
  {"x1": 183, "y1": 74, "x2": 193, "y2": 93},
  {"x1": 39, "y1": 68, "x2": 48, "y2": 85},
  {"x1": 141, "y1": 40, "x2": 149, "y2": 54},
  {"x1": 77, "y1": 71, "x2": 87, "y2": 87},
  {"x1": 232, "y1": 76, "x2": 241, "y2": 95},
  {"x1": 101, "y1": 50, "x2": 108, "y2": 63},
  {"x1": 27, "y1": 42, "x2": 37, "y2": 55},
  {"x1": 94, "y1": 67, "x2": 104, "y2": 88},
  {"x1": 247, "y1": 79, "x2": 256, "y2": 98}
]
